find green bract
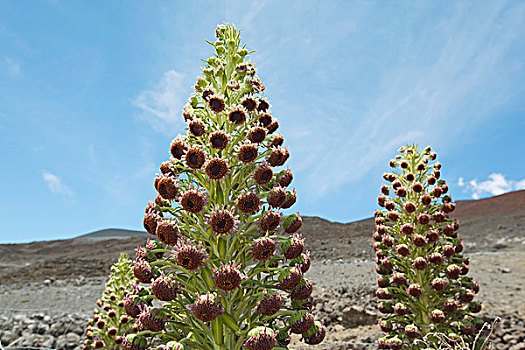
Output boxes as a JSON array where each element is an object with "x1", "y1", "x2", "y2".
[
  {"x1": 120, "y1": 24, "x2": 325, "y2": 350},
  {"x1": 373, "y1": 145, "x2": 483, "y2": 349},
  {"x1": 84, "y1": 254, "x2": 135, "y2": 349}
]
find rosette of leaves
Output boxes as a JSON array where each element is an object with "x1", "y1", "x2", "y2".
[
  {"x1": 123, "y1": 24, "x2": 325, "y2": 350},
  {"x1": 84, "y1": 254, "x2": 136, "y2": 349},
  {"x1": 373, "y1": 145, "x2": 483, "y2": 349}
]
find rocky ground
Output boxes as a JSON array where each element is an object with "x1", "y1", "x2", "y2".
[
  {"x1": 1, "y1": 251, "x2": 524, "y2": 349},
  {"x1": 0, "y1": 191, "x2": 524, "y2": 349}
]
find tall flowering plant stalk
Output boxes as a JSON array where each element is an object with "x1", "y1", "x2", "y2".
[
  {"x1": 84, "y1": 254, "x2": 136, "y2": 349},
  {"x1": 122, "y1": 24, "x2": 325, "y2": 350},
  {"x1": 373, "y1": 145, "x2": 483, "y2": 349}
]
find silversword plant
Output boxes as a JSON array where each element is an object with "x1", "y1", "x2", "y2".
[
  {"x1": 373, "y1": 145, "x2": 482, "y2": 349},
  {"x1": 121, "y1": 24, "x2": 325, "y2": 350},
  {"x1": 84, "y1": 254, "x2": 136, "y2": 349}
]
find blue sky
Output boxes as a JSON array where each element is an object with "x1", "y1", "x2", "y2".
[{"x1": 1, "y1": 1, "x2": 524, "y2": 243}]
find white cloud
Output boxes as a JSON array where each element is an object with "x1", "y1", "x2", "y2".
[
  {"x1": 42, "y1": 171, "x2": 74, "y2": 198},
  {"x1": 458, "y1": 173, "x2": 525, "y2": 199},
  {"x1": 133, "y1": 70, "x2": 187, "y2": 135}
]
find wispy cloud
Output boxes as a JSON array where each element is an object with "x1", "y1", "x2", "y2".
[
  {"x1": 4, "y1": 56, "x2": 21, "y2": 76},
  {"x1": 458, "y1": 173, "x2": 525, "y2": 199},
  {"x1": 42, "y1": 171, "x2": 74, "y2": 198},
  {"x1": 133, "y1": 70, "x2": 187, "y2": 135},
  {"x1": 265, "y1": 1, "x2": 525, "y2": 200}
]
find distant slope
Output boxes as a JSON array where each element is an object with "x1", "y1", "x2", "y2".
[
  {"x1": 0, "y1": 190, "x2": 523, "y2": 284},
  {"x1": 75, "y1": 228, "x2": 148, "y2": 242}
]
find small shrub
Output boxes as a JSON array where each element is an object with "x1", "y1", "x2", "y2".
[
  {"x1": 84, "y1": 253, "x2": 136, "y2": 349},
  {"x1": 373, "y1": 145, "x2": 482, "y2": 349}
]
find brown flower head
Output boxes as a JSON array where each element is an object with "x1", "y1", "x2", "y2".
[
  {"x1": 189, "y1": 293, "x2": 224, "y2": 322},
  {"x1": 182, "y1": 103, "x2": 194, "y2": 122},
  {"x1": 413, "y1": 257, "x2": 428, "y2": 270},
  {"x1": 392, "y1": 273, "x2": 407, "y2": 285},
  {"x1": 185, "y1": 147, "x2": 206, "y2": 169},
  {"x1": 267, "y1": 147, "x2": 289, "y2": 167},
  {"x1": 395, "y1": 187, "x2": 407, "y2": 197},
  {"x1": 254, "y1": 163, "x2": 274, "y2": 185},
  {"x1": 267, "y1": 186, "x2": 286, "y2": 208},
  {"x1": 205, "y1": 158, "x2": 229, "y2": 180},
  {"x1": 418, "y1": 213, "x2": 430, "y2": 225},
  {"x1": 188, "y1": 119, "x2": 206, "y2": 137},
  {"x1": 385, "y1": 201, "x2": 395, "y2": 211},
  {"x1": 290, "y1": 313, "x2": 314, "y2": 334},
  {"x1": 251, "y1": 236, "x2": 276, "y2": 261},
  {"x1": 151, "y1": 274, "x2": 178, "y2": 301},
  {"x1": 248, "y1": 127, "x2": 267, "y2": 143},
  {"x1": 283, "y1": 234, "x2": 304, "y2": 259},
  {"x1": 395, "y1": 244, "x2": 410, "y2": 256},
  {"x1": 213, "y1": 262, "x2": 243, "y2": 291},
  {"x1": 170, "y1": 136, "x2": 187, "y2": 159},
  {"x1": 278, "y1": 167, "x2": 293, "y2": 188},
  {"x1": 304, "y1": 322, "x2": 326, "y2": 345},
  {"x1": 174, "y1": 239, "x2": 208, "y2": 270},
  {"x1": 260, "y1": 210, "x2": 281, "y2": 232},
  {"x1": 284, "y1": 213, "x2": 303, "y2": 234},
  {"x1": 133, "y1": 259, "x2": 154, "y2": 283},
  {"x1": 237, "y1": 191, "x2": 261, "y2": 214},
  {"x1": 208, "y1": 95, "x2": 226, "y2": 113},
  {"x1": 208, "y1": 205, "x2": 239, "y2": 235},
  {"x1": 291, "y1": 279, "x2": 313, "y2": 300},
  {"x1": 157, "y1": 175, "x2": 178, "y2": 201},
  {"x1": 155, "y1": 195, "x2": 170, "y2": 208},
  {"x1": 160, "y1": 159, "x2": 178, "y2": 176},
  {"x1": 401, "y1": 223, "x2": 414, "y2": 235},
  {"x1": 443, "y1": 202, "x2": 456, "y2": 213},
  {"x1": 228, "y1": 106, "x2": 247, "y2": 125},
  {"x1": 244, "y1": 327, "x2": 276, "y2": 350},
  {"x1": 279, "y1": 265, "x2": 303, "y2": 290},
  {"x1": 412, "y1": 234, "x2": 427, "y2": 247},
  {"x1": 267, "y1": 119, "x2": 279, "y2": 134},
  {"x1": 257, "y1": 98, "x2": 270, "y2": 112},
  {"x1": 429, "y1": 309, "x2": 445, "y2": 323},
  {"x1": 412, "y1": 183, "x2": 423, "y2": 193},
  {"x1": 180, "y1": 186, "x2": 207, "y2": 213},
  {"x1": 209, "y1": 131, "x2": 229, "y2": 149},
  {"x1": 421, "y1": 194, "x2": 432, "y2": 205},
  {"x1": 446, "y1": 264, "x2": 461, "y2": 279},
  {"x1": 238, "y1": 143, "x2": 258, "y2": 163},
  {"x1": 387, "y1": 211, "x2": 400, "y2": 222},
  {"x1": 123, "y1": 296, "x2": 141, "y2": 318},
  {"x1": 407, "y1": 283, "x2": 422, "y2": 298},
  {"x1": 431, "y1": 278, "x2": 448, "y2": 291},
  {"x1": 258, "y1": 113, "x2": 272, "y2": 127},
  {"x1": 201, "y1": 87, "x2": 215, "y2": 101},
  {"x1": 138, "y1": 307, "x2": 166, "y2": 332},
  {"x1": 281, "y1": 188, "x2": 297, "y2": 209},
  {"x1": 241, "y1": 96, "x2": 257, "y2": 111},
  {"x1": 403, "y1": 202, "x2": 416, "y2": 213},
  {"x1": 155, "y1": 218, "x2": 179, "y2": 246},
  {"x1": 143, "y1": 212, "x2": 159, "y2": 235},
  {"x1": 270, "y1": 133, "x2": 284, "y2": 147},
  {"x1": 257, "y1": 292, "x2": 283, "y2": 316},
  {"x1": 443, "y1": 245, "x2": 455, "y2": 258}
]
